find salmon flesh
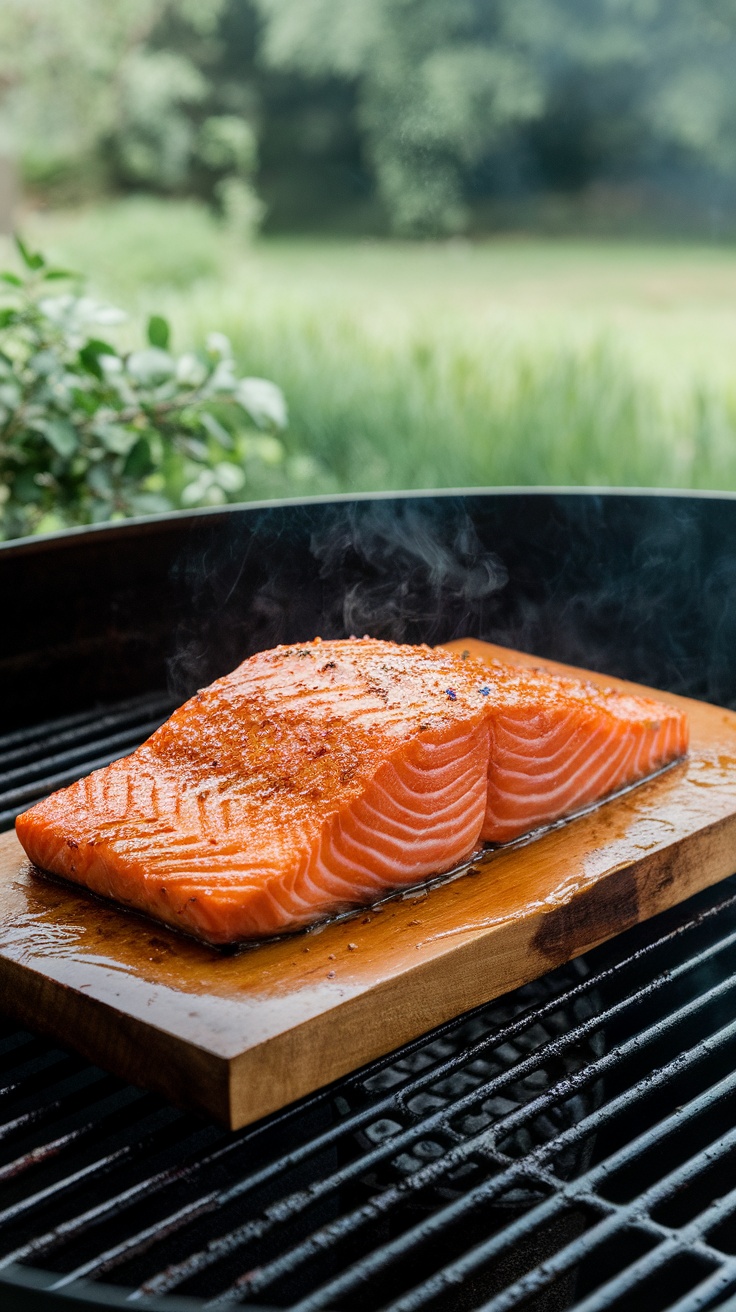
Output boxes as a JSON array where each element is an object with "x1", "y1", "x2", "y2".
[{"x1": 15, "y1": 639, "x2": 688, "y2": 944}]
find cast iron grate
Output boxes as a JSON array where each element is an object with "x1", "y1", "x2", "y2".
[
  {"x1": 0, "y1": 694, "x2": 177, "y2": 831},
  {"x1": 3, "y1": 701, "x2": 736, "y2": 1311}
]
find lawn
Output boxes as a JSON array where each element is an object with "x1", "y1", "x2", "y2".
[{"x1": 11, "y1": 197, "x2": 736, "y2": 501}]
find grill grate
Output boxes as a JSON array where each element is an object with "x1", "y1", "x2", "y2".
[
  {"x1": 0, "y1": 694, "x2": 177, "y2": 831},
  {"x1": 3, "y1": 701, "x2": 736, "y2": 1310}
]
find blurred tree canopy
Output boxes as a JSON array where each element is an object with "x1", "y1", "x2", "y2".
[
  {"x1": 0, "y1": 0, "x2": 262, "y2": 234},
  {"x1": 3, "y1": 0, "x2": 736, "y2": 236}
]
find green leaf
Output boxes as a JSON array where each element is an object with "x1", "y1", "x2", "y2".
[
  {"x1": 0, "y1": 308, "x2": 19, "y2": 329},
  {"x1": 205, "y1": 332, "x2": 232, "y2": 359},
  {"x1": 90, "y1": 498, "x2": 114, "y2": 522},
  {"x1": 252, "y1": 434, "x2": 284, "y2": 466},
  {"x1": 0, "y1": 382, "x2": 21, "y2": 409},
  {"x1": 127, "y1": 492, "x2": 173, "y2": 515},
  {"x1": 88, "y1": 464, "x2": 114, "y2": 498},
  {"x1": 78, "y1": 345, "x2": 104, "y2": 379},
  {"x1": 43, "y1": 419, "x2": 79, "y2": 459},
  {"x1": 93, "y1": 423, "x2": 138, "y2": 456},
  {"x1": 79, "y1": 338, "x2": 118, "y2": 379},
  {"x1": 176, "y1": 352, "x2": 207, "y2": 387},
  {"x1": 147, "y1": 315, "x2": 170, "y2": 350},
  {"x1": 0, "y1": 272, "x2": 22, "y2": 287},
  {"x1": 181, "y1": 471, "x2": 218, "y2": 507},
  {"x1": 33, "y1": 511, "x2": 66, "y2": 535},
  {"x1": 14, "y1": 235, "x2": 45, "y2": 272},
  {"x1": 28, "y1": 350, "x2": 59, "y2": 378},
  {"x1": 41, "y1": 268, "x2": 77, "y2": 281},
  {"x1": 13, "y1": 469, "x2": 43, "y2": 504},
  {"x1": 199, "y1": 410, "x2": 234, "y2": 449},
  {"x1": 87, "y1": 338, "x2": 118, "y2": 356},
  {"x1": 123, "y1": 435, "x2": 154, "y2": 479},
  {"x1": 236, "y1": 377, "x2": 288, "y2": 429},
  {"x1": 181, "y1": 437, "x2": 209, "y2": 462},
  {"x1": 213, "y1": 461, "x2": 246, "y2": 493},
  {"x1": 72, "y1": 389, "x2": 101, "y2": 416},
  {"x1": 127, "y1": 349, "x2": 175, "y2": 385}
]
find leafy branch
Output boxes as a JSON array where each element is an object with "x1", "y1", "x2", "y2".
[{"x1": 0, "y1": 236, "x2": 287, "y2": 538}]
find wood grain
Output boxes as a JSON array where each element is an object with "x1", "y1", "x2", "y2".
[{"x1": 2, "y1": 640, "x2": 736, "y2": 1129}]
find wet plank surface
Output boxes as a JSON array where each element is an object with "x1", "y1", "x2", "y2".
[{"x1": 1, "y1": 640, "x2": 736, "y2": 1129}]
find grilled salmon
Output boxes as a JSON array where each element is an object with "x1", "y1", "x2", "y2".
[{"x1": 15, "y1": 639, "x2": 688, "y2": 944}]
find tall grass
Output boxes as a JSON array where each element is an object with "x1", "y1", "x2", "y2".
[
  {"x1": 158, "y1": 277, "x2": 736, "y2": 495},
  {"x1": 16, "y1": 199, "x2": 736, "y2": 501},
  {"x1": 229, "y1": 323, "x2": 731, "y2": 492}
]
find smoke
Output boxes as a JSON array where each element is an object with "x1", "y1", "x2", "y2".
[
  {"x1": 166, "y1": 496, "x2": 509, "y2": 696},
  {"x1": 310, "y1": 499, "x2": 508, "y2": 644},
  {"x1": 166, "y1": 490, "x2": 736, "y2": 712}
]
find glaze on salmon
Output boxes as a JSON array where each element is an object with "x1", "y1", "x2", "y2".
[{"x1": 15, "y1": 639, "x2": 688, "y2": 944}]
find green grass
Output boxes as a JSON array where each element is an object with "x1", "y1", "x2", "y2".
[{"x1": 12, "y1": 197, "x2": 736, "y2": 501}]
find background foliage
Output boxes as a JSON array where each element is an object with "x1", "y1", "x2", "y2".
[
  {"x1": 11, "y1": 204, "x2": 736, "y2": 519},
  {"x1": 0, "y1": 234, "x2": 288, "y2": 539},
  {"x1": 4, "y1": 0, "x2": 736, "y2": 236},
  {"x1": 0, "y1": 0, "x2": 261, "y2": 235},
  {"x1": 3, "y1": 3, "x2": 736, "y2": 538}
]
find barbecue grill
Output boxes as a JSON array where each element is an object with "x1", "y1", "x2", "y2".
[{"x1": 4, "y1": 488, "x2": 736, "y2": 1312}]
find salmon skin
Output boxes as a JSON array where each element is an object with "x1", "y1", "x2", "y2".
[{"x1": 15, "y1": 639, "x2": 688, "y2": 945}]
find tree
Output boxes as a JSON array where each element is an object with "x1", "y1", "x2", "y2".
[
  {"x1": 0, "y1": 0, "x2": 262, "y2": 233},
  {"x1": 5, "y1": 0, "x2": 736, "y2": 236},
  {"x1": 254, "y1": 0, "x2": 736, "y2": 234},
  {"x1": 254, "y1": 0, "x2": 543, "y2": 234}
]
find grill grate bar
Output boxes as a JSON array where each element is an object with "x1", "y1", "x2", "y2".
[
  {"x1": 388, "y1": 1079, "x2": 736, "y2": 1312},
  {"x1": 136, "y1": 919, "x2": 736, "y2": 1302},
  {"x1": 0, "y1": 1094, "x2": 163, "y2": 1227},
  {"x1": 342, "y1": 1055, "x2": 736, "y2": 1312},
  {"x1": 0, "y1": 1145, "x2": 136, "y2": 1236},
  {"x1": 0, "y1": 1071, "x2": 129, "y2": 1158},
  {"x1": 0, "y1": 722, "x2": 169, "y2": 813},
  {"x1": 46, "y1": 1197, "x2": 226, "y2": 1293},
  {"x1": 0, "y1": 694, "x2": 174, "y2": 754},
  {"x1": 1, "y1": 1118, "x2": 144, "y2": 1205},
  {"x1": 2, "y1": 1167, "x2": 216, "y2": 1275},
  {"x1": 662, "y1": 1269, "x2": 736, "y2": 1312},
  {"x1": 0, "y1": 695, "x2": 176, "y2": 830},
  {"x1": 480, "y1": 1214, "x2": 717, "y2": 1312},
  {"x1": 0, "y1": 1103, "x2": 222, "y2": 1274},
  {"x1": 0, "y1": 717, "x2": 169, "y2": 793},
  {"x1": 475, "y1": 1229, "x2": 721, "y2": 1312},
  {"x1": 0, "y1": 740, "x2": 158, "y2": 827},
  {"x1": 222, "y1": 983, "x2": 736, "y2": 1309},
  {"x1": 0, "y1": 696, "x2": 175, "y2": 773},
  {"x1": 376, "y1": 1146, "x2": 732, "y2": 1312},
  {"x1": 0, "y1": 1051, "x2": 82, "y2": 1105}
]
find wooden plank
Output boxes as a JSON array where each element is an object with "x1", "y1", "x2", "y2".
[{"x1": 2, "y1": 640, "x2": 736, "y2": 1130}]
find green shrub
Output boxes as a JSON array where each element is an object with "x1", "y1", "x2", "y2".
[{"x1": 0, "y1": 237, "x2": 288, "y2": 540}]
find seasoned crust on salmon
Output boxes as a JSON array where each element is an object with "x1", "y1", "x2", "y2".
[{"x1": 14, "y1": 639, "x2": 688, "y2": 944}]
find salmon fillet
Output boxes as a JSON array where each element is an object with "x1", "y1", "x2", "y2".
[{"x1": 15, "y1": 639, "x2": 688, "y2": 944}]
